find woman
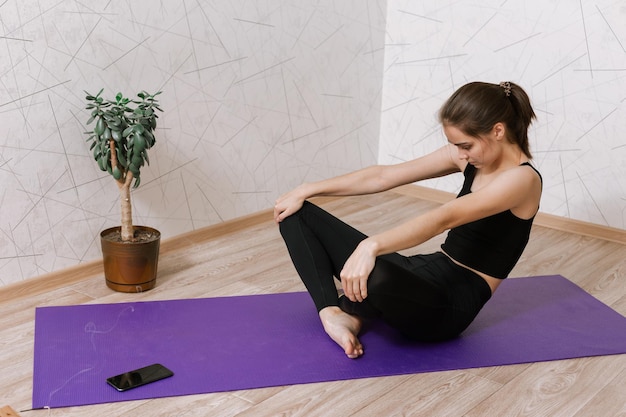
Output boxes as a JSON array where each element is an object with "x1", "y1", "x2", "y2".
[{"x1": 274, "y1": 81, "x2": 542, "y2": 359}]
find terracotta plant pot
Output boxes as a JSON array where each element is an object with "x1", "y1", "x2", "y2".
[{"x1": 100, "y1": 226, "x2": 161, "y2": 293}]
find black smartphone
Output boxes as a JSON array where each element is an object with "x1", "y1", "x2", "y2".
[{"x1": 106, "y1": 363, "x2": 174, "y2": 392}]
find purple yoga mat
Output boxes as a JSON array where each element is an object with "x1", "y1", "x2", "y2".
[{"x1": 32, "y1": 275, "x2": 626, "y2": 409}]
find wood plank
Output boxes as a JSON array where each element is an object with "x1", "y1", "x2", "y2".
[
  {"x1": 233, "y1": 377, "x2": 410, "y2": 417},
  {"x1": 0, "y1": 191, "x2": 624, "y2": 417},
  {"x1": 465, "y1": 356, "x2": 625, "y2": 417},
  {"x1": 574, "y1": 367, "x2": 626, "y2": 416},
  {"x1": 353, "y1": 371, "x2": 501, "y2": 416}
]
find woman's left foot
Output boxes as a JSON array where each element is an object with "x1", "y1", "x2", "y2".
[{"x1": 319, "y1": 306, "x2": 364, "y2": 359}]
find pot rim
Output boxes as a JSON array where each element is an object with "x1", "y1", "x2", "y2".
[
  {"x1": 100, "y1": 225, "x2": 161, "y2": 236},
  {"x1": 100, "y1": 225, "x2": 161, "y2": 244}
]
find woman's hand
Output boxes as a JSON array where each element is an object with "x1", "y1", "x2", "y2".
[
  {"x1": 274, "y1": 185, "x2": 309, "y2": 223},
  {"x1": 340, "y1": 239, "x2": 378, "y2": 302}
]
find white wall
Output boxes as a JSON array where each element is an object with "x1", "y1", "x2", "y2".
[
  {"x1": 380, "y1": 0, "x2": 626, "y2": 229},
  {"x1": 0, "y1": 0, "x2": 386, "y2": 286},
  {"x1": 2, "y1": 1, "x2": 625, "y2": 288}
]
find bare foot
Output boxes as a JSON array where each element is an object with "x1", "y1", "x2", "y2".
[{"x1": 319, "y1": 306, "x2": 364, "y2": 359}]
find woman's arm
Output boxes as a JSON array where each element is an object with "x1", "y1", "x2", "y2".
[
  {"x1": 340, "y1": 164, "x2": 541, "y2": 301},
  {"x1": 274, "y1": 144, "x2": 461, "y2": 222}
]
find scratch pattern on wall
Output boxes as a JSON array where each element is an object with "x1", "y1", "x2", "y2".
[
  {"x1": 1, "y1": 0, "x2": 624, "y2": 287},
  {"x1": 0, "y1": 0, "x2": 387, "y2": 286},
  {"x1": 380, "y1": 0, "x2": 626, "y2": 229}
]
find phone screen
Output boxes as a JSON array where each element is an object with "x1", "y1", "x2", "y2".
[{"x1": 106, "y1": 363, "x2": 174, "y2": 392}]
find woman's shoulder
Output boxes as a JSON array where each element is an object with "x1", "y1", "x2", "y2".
[
  {"x1": 519, "y1": 161, "x2": 542, "y2": 183},
  {"x1": 493, "y1": 162, "x2": 541, "y2": 189},
  {"x1": 500, "y1": 162, "x2": 542, "y2": 218}
]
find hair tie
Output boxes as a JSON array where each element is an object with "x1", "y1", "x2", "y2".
[{"x1": 499, "y1": 81, "x2": 512, "y2": 97}]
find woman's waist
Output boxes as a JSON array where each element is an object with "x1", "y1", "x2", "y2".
[{"x1": 441, "y1": 250, "x2": 502, "y2": 294}]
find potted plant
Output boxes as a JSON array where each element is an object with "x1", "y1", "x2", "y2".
[{"x1": 84, "y1": 89, "x2": 163, "y2": 292}]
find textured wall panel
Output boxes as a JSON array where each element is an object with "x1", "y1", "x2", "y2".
[
  {"x1": 2, "y1": 0, "x2": 624, "y2": 287},
  {"x1": 380, "y1": 0, "x2": 626, "y2": 229},
  {"x1": 0, "y1": 1, "x2": 386, "y2": 285}
]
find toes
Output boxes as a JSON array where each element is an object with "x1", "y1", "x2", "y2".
[{"x1": 345, "y1": 339, "x2": 364, "y2": 359}]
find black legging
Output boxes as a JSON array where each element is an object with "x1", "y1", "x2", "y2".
[{"x1": 279, "y1": 201, "x2": 492, "y2": 342}]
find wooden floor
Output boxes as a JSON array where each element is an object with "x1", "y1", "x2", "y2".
[{"x1": 1, "y1": 190, "x2": 625, "y2": 417}]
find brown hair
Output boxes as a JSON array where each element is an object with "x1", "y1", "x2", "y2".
[{"x1": 438, "y1": 81, "x2": 536, "y2": 158}]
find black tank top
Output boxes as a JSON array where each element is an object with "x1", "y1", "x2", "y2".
[{"x1": 441, "y1": 162, "x2": 541, "y2": 278}]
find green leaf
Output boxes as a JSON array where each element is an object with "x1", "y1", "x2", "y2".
[
  {"x1": 94, "y1": 117, "x2": 105, "y2": 136},
  {"x1": 111, "y1": 129, "x2": 122, "y2": 142},
  {"x1": 97, "y1": 155, "x2": 107, "y2": 171},
  {"x1": 132, "y1": 155, "x2": 143, "y2": 168},
  {"x1": 112, "y1": 166, "x2": 122, "y2": 180},
  {"x1": 133, "y1": 135, "x2": 146, "y2": 152},
  {"x1": 133, "y1": 124, "x2": 145, "y2": 135},
  {"x1": 122, "y1": 126, "x2": 133, "y2": 137},
  {"x1": 103, "y1": 127, "x2": 112, "y2": 141},
  {"x1": 143, "y1": 129, "x2": 154, "y2": 142},
  {"x1": 117, "y1": 152, "x2": 127, "y2": 167}
]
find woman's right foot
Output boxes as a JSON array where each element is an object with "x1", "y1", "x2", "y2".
[{"x1": 319, "y1": 306, "x2": 364, "y2": 359}]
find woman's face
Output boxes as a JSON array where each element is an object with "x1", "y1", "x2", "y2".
[{"x1": 443, "y1": 124, "x2": 500, "y2": 169}]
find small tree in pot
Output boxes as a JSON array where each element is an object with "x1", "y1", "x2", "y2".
[{"x1": 85, "y1": 89, "x2": 163, "y2": 292}]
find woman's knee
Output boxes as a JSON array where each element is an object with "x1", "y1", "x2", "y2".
[
  {"x1": 279, "y1": 201, "x2": 308, "y2": 230},
  {"x1": 278, "y1": 212, "x2": 296, "y2": 235}
]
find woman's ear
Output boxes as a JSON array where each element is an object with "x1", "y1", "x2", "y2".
[{"x1": 492, "y1": 122, "x2": 506, "y2": 141}]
